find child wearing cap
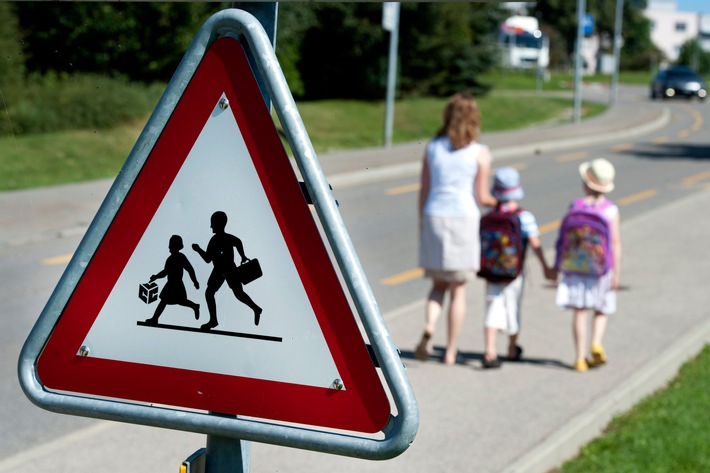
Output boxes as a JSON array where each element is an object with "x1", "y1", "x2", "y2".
[
  {"x1": 481, "y1": 167, "x2": 556, "y2": 369},
  {"x1": 554, "y1": 158, "x2": 621, "y2": 372}
]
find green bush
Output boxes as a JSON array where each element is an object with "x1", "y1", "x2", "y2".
[{"x1": 0, "y1": 73, "x2": 163, "y2": 136}]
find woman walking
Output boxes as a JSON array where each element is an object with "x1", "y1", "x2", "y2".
[{"x1": 415, "y1": 93, "x2": 497, "y2": 365}]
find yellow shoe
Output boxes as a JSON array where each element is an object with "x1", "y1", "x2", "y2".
[
  {"x1": 573, "y1": 359, "x2": 589, "y2": 372},
  {"x1": 589, "y1": 344, "x2": 607, "y2": 367}
]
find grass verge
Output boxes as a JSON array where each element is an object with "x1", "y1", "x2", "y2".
[
  {"x1": 0, "y1": 93, "x2": 605, "y2": 191},
  {"x1": 556, "y1": 344, "x2": 710, "y2": 472}
]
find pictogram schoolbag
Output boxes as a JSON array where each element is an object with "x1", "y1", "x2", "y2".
[
  {"x1": 477, "y1": 207, "x2": 526, "y2": 283},
  {"x1": 555, "y1": 197, "x2": 613, "y2": 277}
]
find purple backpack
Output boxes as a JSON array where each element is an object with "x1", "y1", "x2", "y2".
[{"x1": 555, "y1": 198, "x2": 613, "y2": 277}]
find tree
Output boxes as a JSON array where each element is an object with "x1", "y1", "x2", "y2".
[
  {"x1": 398, "y1": 2, "x2": 505, "y2": 97},
  {"x1": 531, "y1": 0, "x2": 657, "y2": 71},
  {"x1": 275, "y1": 3, "x2": 317, "y2": 97},
  {"x1": 678, "y1": 39, "x2": 710, "y2": 74},
  {"x1": 297, "y1": 3, "x2": 388, "y2": 100},
  {"x1": 0, "y1": 2, "x2": 24, "y2": 91},
  {"x1": 13, "y1": 2, "x2": 224, "y2": 82}
]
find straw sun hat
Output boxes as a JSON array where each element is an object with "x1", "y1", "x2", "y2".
[{"x1": 579, "y1": 158, "x2": 615, "y2": 193}]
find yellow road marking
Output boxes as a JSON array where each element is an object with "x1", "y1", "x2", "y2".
[
  {"x1": 386, "y1": 182, "x2": 420, "y2": 195},
  {"x1": 617, "y1": 189, "x2": 657, "y2": 206},
  {"x1": 691, "y1": 109, "x2": 703, "y2": 131},
  {"x1": 681, "y1": 170, "x2": 710, "y2": 187},
  {"x1": 506, "y1": 163, "x2": 528, "y2": 171},
  {"x1": 381, "y1": 268, "x2": 424, "y2": 285},
  {"x1": 677, "y1": 129, "x2": 690, "y2": 138},
  {"x1": 652, "y1": 136, "x2": 669, "y2": 145},
  {"x1": 42, "y1": 253, "x2": 73, "y2": 265},
  {"x1": 556, "y1": 151, "x2": 588, "y2": 163},
  {"x1": 611, "y1": 143, "x2": 633, "y2": 152},
  {"x1": 538, "y1": 220, "x2": 561, "y2": 235}
]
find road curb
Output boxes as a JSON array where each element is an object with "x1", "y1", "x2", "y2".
[
  {"x1": 502, "y1": 316, "x2": 710, "y2": 473},
  {"x1": 328, "y1": 107, "x2": 671, "y2": 189}
]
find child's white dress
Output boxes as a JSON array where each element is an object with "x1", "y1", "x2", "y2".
[{"x1": 555, "y1": 202, "x2": 618, "y2": 314}]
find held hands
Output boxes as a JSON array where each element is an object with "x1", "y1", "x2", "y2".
[{"x1": 544, "y1": 266, "x2": 558, "y2": 282}]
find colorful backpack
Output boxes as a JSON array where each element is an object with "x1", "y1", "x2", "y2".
[
  {"x1": 478, "y1": 207, "x2": 526, "y2": 283},
  {"x1": 555, "y1": 198, "x2": 613, "y2": 277}
]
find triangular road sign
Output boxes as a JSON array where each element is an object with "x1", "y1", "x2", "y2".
[{"x1": 33, "y1": 36, "x2": 390, "y2": 434}]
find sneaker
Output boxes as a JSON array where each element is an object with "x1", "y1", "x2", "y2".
[{"x1": 573, "y1": 359, "x2": 589, "y2": 372}]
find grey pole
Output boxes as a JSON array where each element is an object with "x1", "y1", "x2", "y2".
[
  {"x1": 206, "y1": 434, "x2": 251, "y2": 473},
  {"x1": 216, "y1": 4, "x2": 277, "y2": 472},
  {"x1": 573, "y1": 0, "x2": 587, "y2": 124},
  {"x1": 610, "y1": 0, "x2": 624, "y2": 105},
  {"x1": 383, "y1": 2, "x2": 400, "y2": 148},
  {"x1": 232, "y1": 2, "x2": 278, "y2": 109}
]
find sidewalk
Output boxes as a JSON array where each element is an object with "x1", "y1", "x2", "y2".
[{"x1": 2, "y1": 87, "x2": 709, "y2": 472}]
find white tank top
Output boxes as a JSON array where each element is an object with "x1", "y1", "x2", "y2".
[{"x1": 423, "y1": 136, "x2": 482, "y2": 218}]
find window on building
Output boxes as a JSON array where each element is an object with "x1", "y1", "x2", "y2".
[{"x1": 675, "y1": 22, "x2": 687, "y2": 32}]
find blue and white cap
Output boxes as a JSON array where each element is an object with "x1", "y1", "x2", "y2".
[{"x1": 492, "y1": 166, "x2": 524, "y2": 202}]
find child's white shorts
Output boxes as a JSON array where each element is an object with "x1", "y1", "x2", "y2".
[{"x1": 484, "y1": 275, "x2": 524, "y2": 335}]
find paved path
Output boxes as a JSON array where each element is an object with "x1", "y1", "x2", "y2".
[{"x1": 2, "y1": 86, "x2": 709, "y2": 472}]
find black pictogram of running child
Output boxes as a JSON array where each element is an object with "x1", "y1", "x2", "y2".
[
  {"x1": 143, "y1": 235, "x2": 200, "y2": 325},
  {"x1": 192, "y1": 211, "x2": 263, "y2": 331}
]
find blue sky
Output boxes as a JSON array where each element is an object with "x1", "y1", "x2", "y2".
[{"x1": 676, "y1": 0, "x2": 710, "y2": 13}]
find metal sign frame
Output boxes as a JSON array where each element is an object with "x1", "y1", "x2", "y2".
[{"x1": 18, "y1": 8, "x2": 418, "y2": 460}]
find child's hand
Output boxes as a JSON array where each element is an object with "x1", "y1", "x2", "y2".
[
  {"x1": 544, "y1": 267, "x2": 558, "y2": 281},
  {"x1": 612, "y1": 272, "x2": 620, "y2": 290},
  {"x1": 194, "y1": 281, "x2": 200, "y2": 290}
]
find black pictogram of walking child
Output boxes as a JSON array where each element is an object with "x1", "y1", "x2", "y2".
[
  {"x1": 192, "y1": 211, "x2": 263, "y2": 331},
  {"x1": 142, "y1": 235, "x2": 200, "y2": 325}
]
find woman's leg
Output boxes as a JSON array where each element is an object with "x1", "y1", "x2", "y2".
[
  {"x1": 444, "y1": 281, "x2": 466, "y2": 364},
  {"x1": 424, "y1": 279, "x2": 447, "y2": 335},
  {"x1": 415, "y1": 279, "x2": 447, "y2": 360}
]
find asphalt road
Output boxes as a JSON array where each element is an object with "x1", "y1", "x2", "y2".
[{"x1": 1, "y1": 85, "x2": 709, "y2": 472}]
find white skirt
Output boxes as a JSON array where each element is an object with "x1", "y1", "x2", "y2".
[
  {"x1": 419, "y1": 215, "x2": 480, "y2": 272},
  {"x1": 556, "y1": 271, "x2": 616, "y2": 314}
]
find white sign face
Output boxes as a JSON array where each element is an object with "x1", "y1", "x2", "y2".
[{"x1": 82, "y1": 94, "x2": 340, "y2": 389}]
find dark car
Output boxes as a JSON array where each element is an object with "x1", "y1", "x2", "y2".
[{"x1": 650, "y1": 66, "x2": 707, "y2": 100}]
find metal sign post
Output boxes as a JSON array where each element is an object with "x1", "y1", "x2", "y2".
[
  {"x1": 382, "y1": 2, "x2": 400, "y2": 148},
  {"x1": 573, "y1": 0, "x2": 587, "y2": 124}
]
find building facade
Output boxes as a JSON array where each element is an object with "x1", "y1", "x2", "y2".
[{"x1": 645, "y1": 0, "x2": 709, "y2": 64}]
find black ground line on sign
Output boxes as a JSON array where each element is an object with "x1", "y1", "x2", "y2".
[{"x1": 136, "y1": 321, "x2": 283, "y2": 342}]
